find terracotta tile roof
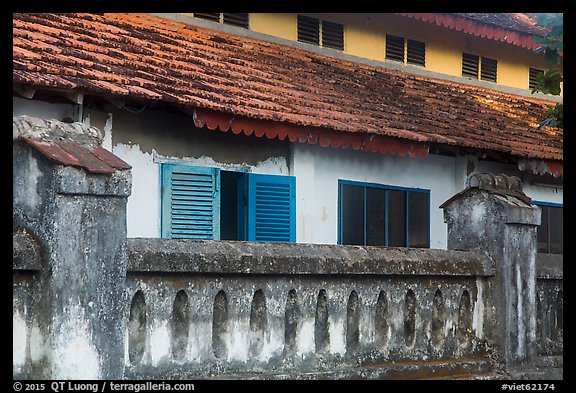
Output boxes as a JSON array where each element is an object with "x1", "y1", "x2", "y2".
[
  {"x1": 452, "y1": 13, "x2": 549, "y2": 36},
  {"x1": 12, "y1": 13, "x2": 562, "y2": 162},
  {"x1": 399, "y1": 13, "x2": 552, "y2": 50}
]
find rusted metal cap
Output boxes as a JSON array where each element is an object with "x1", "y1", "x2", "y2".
[{"x1": 13, "y1": 115, "x2": 131, "y2": 174}]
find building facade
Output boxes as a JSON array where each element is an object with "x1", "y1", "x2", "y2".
[{"x1": 12, "y1": 13, "x2": 563, "y2": 252}]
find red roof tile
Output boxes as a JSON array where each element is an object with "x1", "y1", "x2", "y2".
[
  {"x1": 12, "y1": 13, "x2": 562, "y2": 163},
  {"x1": 452, "y1": 13, "x2": 549, "y2": 36},
  {"x1": 399, "y1": 13, "x2": 553, "y2": 50},
  {"x1": 15, "y1": 115, "x2": 132, "y2": 174}
]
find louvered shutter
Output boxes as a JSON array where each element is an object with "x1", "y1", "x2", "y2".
[
  {"x1": 407, "y1": 39, "x2": 425, "y2": 66},
  {"x1": 298, "y1": 15, "x2": 320, "y2": 46},
  {"x1": 161, "y1": 164, "x2": 220, "y2": 239},
  {"x1": 194, "y1": 13, "x2": 220, "y2": 22},
  {"x1": 247, "y1": 174, "x2": 296, "y2": 242},
  {"x1": 222, "y1": 13, "x2": 249, "y2": 28},
  {"x1": 462, "y1": 53, "x2": 479, "y2": 79},
  {"x1": 529, "y1": 68, "x2": 544, "y2": 90},
  {"x1": 322, "y1": 20, "x2": 344, "y2": 50},
  {"x1": 480, "y1": 57, "x2": 497, "y2": 82},
  {"x1": 386, "y1": 34, "x2": 405, "y2": 62}
]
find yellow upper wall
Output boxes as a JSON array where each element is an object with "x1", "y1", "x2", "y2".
[
  {"x1": 251, "y1": 13, "x2": 297, "y2": 41},
  {"x1": 247, "y1": 13, "x2": 562, "y2": 94},
  {"x1": 181, "y1": 13, "x2": 561, "y2": 94}
]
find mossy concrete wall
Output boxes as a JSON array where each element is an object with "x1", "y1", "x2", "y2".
[
  {"x1": 12, "y1": 118, "x2": 562, "y2": 380},
  {"x1": 13, "y1": 117, "x2": 131, "y2": 380},
  {"x1": 124, "y1": 239, "x2": 494, "y2": 379}
]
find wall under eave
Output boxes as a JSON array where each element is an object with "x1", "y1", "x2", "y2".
[
  {"x1": 13, "y1": 96, "x2": 563, "y2": 247},
  {"x1": 104, "y1": 106, "x2": 291, "y2": 238},
  {"x1": 292, "y1": 143, "x2": 458, "y2": 248}
]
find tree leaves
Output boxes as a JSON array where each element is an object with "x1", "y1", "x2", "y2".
[
  {"x1": 528, "y1": 13, "x2": 563, "y2": 129},
  {"x1": 531, "y1": 69, "x2": 563, "y2": 95},
  {"x1": 537, "y1": 103, "x2": 563, "y2": 130}
]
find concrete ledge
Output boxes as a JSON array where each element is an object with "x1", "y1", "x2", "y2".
[
  {"x1": 127, "y1": 238, "x2": 495, "y2": 276},
  {"x1": 126, "y1": 357, "x2": 493, "y2": 380},
  {"x1": 536, "y1": 253, "x2": 563, "y2": 279}
]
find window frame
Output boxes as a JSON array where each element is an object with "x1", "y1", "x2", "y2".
[
  {"x1": 297, "y1": 14, "x2": 320, "y2": 46},
  {"x1": 297, "y1": 14, "x2": 344, "y2": 51},
  {"x1": 406, "y1": 39, "x2": 426, "y2": 67},
  {"x1": 337, "y1": 179, "x2": 430, "y2": 248},
  {"x1": 385, "y1": 35, "x2": 426, "y2": 67},
  {"x1": 160, "y1": 162, "x2": 296, "y2": 243},
  {"x1": 462, "y1": 52, "x2": 498, "y2": 82},
  {"x1": 529, "y1": 67, "x2": 545, "y2": 90},
  {"x1": 385, "y1": 34, "x2": 406, "y2": 63},
  {"x1": 193, "y1": 13, "x2": 250, "y2": 29},
  {"x1": 462, "y1": 52, "x2": 480, "y2": 79},
  {"x1": 321, "y1": 19, "x2": 344, "y2": 50},
  {"x1": 480, "y1": 56, "x2": 498, "y2": 82},
  {"x1": 533, "y1": 200, "x2": 563, "y2": 254}
]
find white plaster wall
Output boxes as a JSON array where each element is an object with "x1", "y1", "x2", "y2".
[
  {"x1": 111, "y1": 145, "x2": 289, "y2": 238},
  {"x1": 524, "y1": 184, "x2": 563, "y2": 205},
  {"x1": 12, "y1": 312, "x2": 27, "y2": 373},
  {"x1": 13, "y1": 97, "x2": 563, "y2": 244},
  {"x1": 292, "y1": 143, "x2": 459, "y2": 249},
  {"x1": 112, "y1": 143, "x2": 161, "y2": 237},
  {"x1": 292, "y1": 145, "x2": 563, "y2": 248}
]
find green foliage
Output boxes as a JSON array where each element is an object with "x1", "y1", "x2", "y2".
[
  {"x1": 538, "y1": 103, "x2": 563, "y2": 129},
  {"x1": 531, "y1": 69, "x2": 563, "y2": 95},
  {"x1": 527, "y1": 13, "x2": 563, "y2": 129}
]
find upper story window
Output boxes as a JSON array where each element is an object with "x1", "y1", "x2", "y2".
[
  {"x1": 193, "y1": 13, "x2": 250, "y2": 29},
  {"x1": 385, "y1": 34, "x2": 426, "y2": 67},
  {"x1": 529, "y1": 67, "x2": 545, "y2": 90},
  {"x1": 462, "y1": 53, "x2": 498, "y2": 82},
  {"x1": 297, "y1": 15, "x2": 344, "y2": 50},
  {"x1": 534, "y1": 202, "x2": 563, "y2": 254},
  {"x1": 338, "y1": 180, "x2": 430, "y2": 248},
  {"x1": 161, "y1": 163, "x2": 295, "y2": 242}
]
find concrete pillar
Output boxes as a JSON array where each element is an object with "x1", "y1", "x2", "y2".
[
  {"x1": 13, "y1": 116, "x2": 131, "y2": 379},
  {"x1": 440, "y1": 172, "x2": 540, "y2": 370}
]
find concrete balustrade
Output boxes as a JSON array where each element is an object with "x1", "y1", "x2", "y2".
[{"x1": 12, "y1": 117, "x2": 562, "y2": 380}]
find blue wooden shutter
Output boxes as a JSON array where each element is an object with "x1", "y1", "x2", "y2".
[
  {"x1": 161, "y1": 164, "x2": 220, "y2": 239},
  {"x1": 247, "y1": 174, "x2": 295, "y2": 242}
]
